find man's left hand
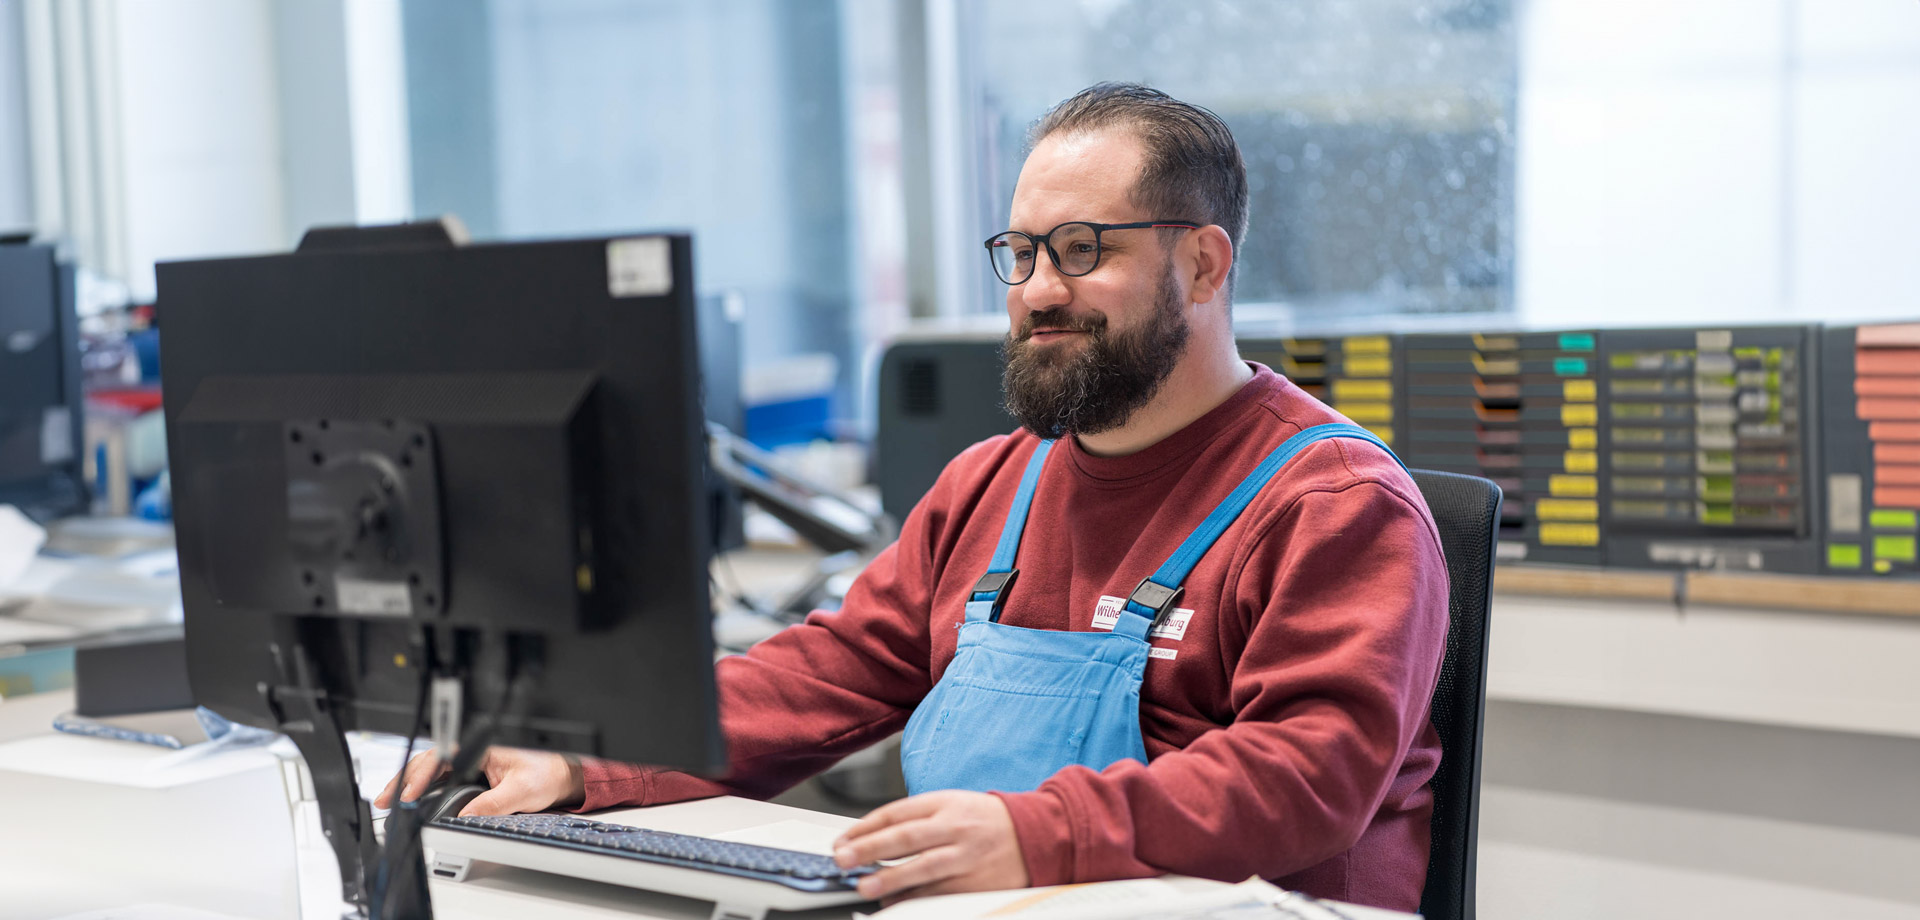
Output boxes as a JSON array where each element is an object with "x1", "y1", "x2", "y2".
[{"x1": 832, "y1": 790, "x2": 1031, "y2": 902}]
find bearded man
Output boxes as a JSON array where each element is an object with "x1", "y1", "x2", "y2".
[{"x1": 381, "y1": 83, "x2": 1449, "y2": 913}]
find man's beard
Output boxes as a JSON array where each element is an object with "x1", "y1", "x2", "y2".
[{"x1": 1000, "y1": 266, "x2": 1191, "y2": 439}]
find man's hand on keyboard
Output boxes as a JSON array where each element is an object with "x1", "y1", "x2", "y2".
[
  {"x1": 830, "y1": 790, "x2": 1030, "y2": 903},
  {"x1": 373, "y1": 746, "x2": 585, "y2": 817}
]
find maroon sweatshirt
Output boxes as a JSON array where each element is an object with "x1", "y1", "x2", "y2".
[{"x1": 578, "y1": 364, "x2": 1449, "y2": 911}]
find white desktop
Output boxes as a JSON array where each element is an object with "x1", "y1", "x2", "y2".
[{"x1": 0, "y1": 687, "x2": 1410, "y2": 920}]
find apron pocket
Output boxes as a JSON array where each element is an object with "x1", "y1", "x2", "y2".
[{"x1": 900, "y1": 677, "x2": 1104, "y2": 795}]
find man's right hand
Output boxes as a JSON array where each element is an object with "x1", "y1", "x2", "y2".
[{"x1": 373, "y1": 746, "x2": 585, "y2": 818}]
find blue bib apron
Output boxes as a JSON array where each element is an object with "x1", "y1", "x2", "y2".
[{"x1": 900, "y1": 423, "x2": 1405, "y2": 795}]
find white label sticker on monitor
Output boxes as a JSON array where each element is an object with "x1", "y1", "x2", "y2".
[
  {"x1": 607, "y1": 237, "x2": 672, "y2": 297},
  {"x1": 335, "y1": 576, "x2": 413, "y2": 616}
]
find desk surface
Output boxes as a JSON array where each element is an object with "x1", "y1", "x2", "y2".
[
  {"x1": 0, "y1": 689, "x2": 861, "y2": 920},
  {"x1": 0, "y1": 689, "x2": 299, "y2": 920},
  {"x1": 1, "y1": 690, "x2": 1359, "y2": 920}
]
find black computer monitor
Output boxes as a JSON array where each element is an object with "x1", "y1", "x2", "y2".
[
  {"x1": 157, "y1": 224, "x2": 726, "y2": 915},
  {"x1": 0, "y1": 242, "x2": 87, "y2": 521}
]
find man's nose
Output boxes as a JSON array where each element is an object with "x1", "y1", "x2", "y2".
[{"x1": 1020, "y1": 251, "x2": 1071, "y2": 310}]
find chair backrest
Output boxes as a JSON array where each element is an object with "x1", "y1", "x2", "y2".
[{"x1": 1408, "y1": 469, "x2": 1501, "y2": 920}]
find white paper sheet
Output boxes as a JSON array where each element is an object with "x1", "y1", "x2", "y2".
[
  {"x1": 50, "y1": 904, "x2": 257, "y2": 920},
  {"x1": 0, "y1": 616, "x2": 82, "y2": 643},
  {"x1": 0, "y1": 503, "x2": 48, "y2": 589},
  {"x1": 708, "y1": 817, "x2": 846, "y2": 855},
  {"x1": 0, "y1": 732, "x2": 281, "y2": 789}
]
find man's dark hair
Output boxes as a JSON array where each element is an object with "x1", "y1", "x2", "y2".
[{"x1": 1029, "y1": 82, "x2": 1249, "y2": 300}]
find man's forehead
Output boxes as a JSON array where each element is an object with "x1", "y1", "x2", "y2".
[{"x1": 1007, "y1": 128, "x2": 1146, "y2": 229}]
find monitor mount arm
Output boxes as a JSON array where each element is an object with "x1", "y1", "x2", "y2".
[
  {"x1": 262, "y1": 620, "x2": 523, "y2": 920},
  {"x1": 266, "y1": 619, "x2": 390, "y2": 915},
  {"x1": 263, "y1": 408, "x2": 503, "y2": 920},
  {"x1": 706, "y1": 424, "x2": 897, "y2": 616}
]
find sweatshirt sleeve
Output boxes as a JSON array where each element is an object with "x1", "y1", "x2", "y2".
[
  {"x1": 993, "y1": 474, "x2": 1449, "y2": 886},
  {"x1": 577, "y1": 441, "x2": 987, "y2": 812}
]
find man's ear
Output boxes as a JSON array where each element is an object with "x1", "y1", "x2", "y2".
[{"x1": 1186, "y1": 225, "x2": 1234, "y2": 306}]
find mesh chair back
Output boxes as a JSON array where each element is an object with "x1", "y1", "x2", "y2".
[{"x1": 1409, "y1": 469, "x2": 1501, "y2": 920}]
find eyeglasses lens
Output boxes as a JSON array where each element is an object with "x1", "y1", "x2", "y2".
[
  {"x1": 1051, "y1": 223, "x2": 1100, "y2": 276},
  {"x1": 987, "y1": 233, "x2": 1033, "y2": 284}
]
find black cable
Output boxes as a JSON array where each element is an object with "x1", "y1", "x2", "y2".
[
  {"x1": 394, "y1": 627, "x2": 434, "y2": 795},
  {"x1": 382, "y1": 648, "x2": 529, "y2": 913},
  {"x1": 371, "y1": 628, "x2": 434, "y2": 920}
]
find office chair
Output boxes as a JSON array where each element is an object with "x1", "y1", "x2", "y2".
[{"x1": 1408, "y1": 469, "x2": 1502, "y2": 920}]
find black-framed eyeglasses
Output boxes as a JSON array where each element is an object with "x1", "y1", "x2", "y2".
[{"x1": 983, "y1": 220, "x2": 1199, "y2": 285}]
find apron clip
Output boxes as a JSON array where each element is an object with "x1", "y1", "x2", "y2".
[
  {"x1": 971, "y1": 569, "x2": 1019, "y2": 621},
  {"x1": 1127, "y1": 577, "x2": 1185, "y2": 631}
]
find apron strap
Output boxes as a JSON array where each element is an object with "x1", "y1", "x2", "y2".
[
  {"x1": 968, "y1": 438, "x2": 1056, "y2": 621},
  {"x1": 1120, "y1": 423, "x2": 1407, "y2": 627}
]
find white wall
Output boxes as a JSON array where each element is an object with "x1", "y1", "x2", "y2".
[
  {"x1": 1515, "y1": 0, "x2": 1920, "y2": 329},
  {"x1": 486, "y1": 0, "x2": 795, "y2": 288},
  {"x1": 110, "y1": 0, "x2": 287, "y2": 300},
  {"x1": 1477, "y1": 596, "x2": 1920, "y2": 918},
  {"x1": 274, "y1": 0, "x2": 413, "y2": 243},
  {"x1": 1479, "y1": 702, "x2": 1920, "y2": 920},
  {"x1": 274, "y1": 0, "x2": 358, "y2": 242},
  {"x1": 19, "y1": 0, "x2": 411, "y2": 300},
  {"x1": 340, "y1": 0, "x2": 410, "y2": 225},
  {"x1": 1790, "y1": 2, "x2": 1920, "y2": 320}
]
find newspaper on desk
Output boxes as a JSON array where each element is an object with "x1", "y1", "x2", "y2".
[{"x1": 859, "y1": 877, "x2": 1416, "y2": 920}]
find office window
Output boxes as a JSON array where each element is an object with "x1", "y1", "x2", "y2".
[
  {"x1": 963, "y1": 0, "x2": 1517, "y2": 323},
  {"x1": 402, "y1": 0, "x2": 862, "y2": 415}
]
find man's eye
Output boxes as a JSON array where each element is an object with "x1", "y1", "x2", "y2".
[
  {"x1": 1069, "y1": 242, "x2": 1098, "y2": 256},
  {"x1": 1012, "y1": 248, "x2": 1036, "y2": 263}
]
